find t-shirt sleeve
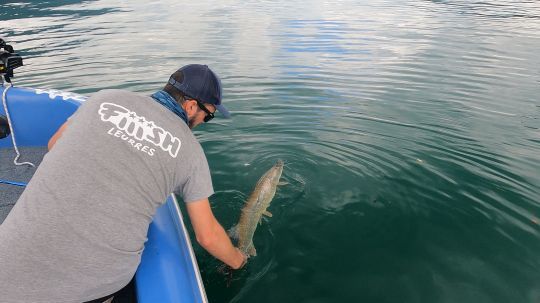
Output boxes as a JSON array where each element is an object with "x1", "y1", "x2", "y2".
[
  {"x1": 66, "y1": 92, "x2": 98, "y2": 123},
  {"x1": 174, "y1": 147, "x2": 214, "y2": 203}
]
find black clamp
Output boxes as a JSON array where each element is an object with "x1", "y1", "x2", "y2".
[{"x1": 0, "y1": 38, "x2": 24, "y2": 83}]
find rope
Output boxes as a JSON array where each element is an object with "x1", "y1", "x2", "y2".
[
  {"x1": 1, "y1": 82, "x2": 35, "y2": 167},
  {"x1": 0, "y1": 179, "x2": 27, "y2": 187}
]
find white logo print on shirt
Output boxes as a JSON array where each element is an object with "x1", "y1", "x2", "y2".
[{"x1": 98, "y1": 102, "x2": 182, "y2": 158}]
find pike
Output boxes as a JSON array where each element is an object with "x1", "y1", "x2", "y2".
[{"x1": 230, "y1": 160, "x2": 285, "y2": 257}]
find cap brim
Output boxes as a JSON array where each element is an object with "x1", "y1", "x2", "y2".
[{"x1": 215, "y1": 104, "x2": 231, "y2": 118}]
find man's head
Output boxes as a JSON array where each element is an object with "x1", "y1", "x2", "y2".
[{"x1": 163, "y1": 64, "x2": 230, "y2": 129}]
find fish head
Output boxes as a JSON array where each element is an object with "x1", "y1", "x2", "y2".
[{"x1": 268, "y1": 160, "x2": 284, "y2": 183}]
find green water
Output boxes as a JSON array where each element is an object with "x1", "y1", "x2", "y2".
[{"x1": 2, "y1": 1, "x2": 539, "y2": 302}]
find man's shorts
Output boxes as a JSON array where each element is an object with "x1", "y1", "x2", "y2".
[{"x1": 83, "y1": 278, "x2": 135, "y2": 303}]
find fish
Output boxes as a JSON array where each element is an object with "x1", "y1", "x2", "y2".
[{"x1": 230, "y1": 160, "x2": 285, "y2": 257}]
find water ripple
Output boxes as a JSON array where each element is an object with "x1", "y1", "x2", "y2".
[{"x1": 2, "y1": 0, "x2": 539, "y2": 302}]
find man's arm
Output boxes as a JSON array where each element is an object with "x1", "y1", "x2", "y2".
[
  {"x1": 186, "y1": 198, "x2": 246, "y2": 269},
  {"x1": 48, "y1": 121, "x2": 68, "y2": 151}
]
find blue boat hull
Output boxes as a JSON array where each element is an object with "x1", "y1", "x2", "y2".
[{"x1": 0, "y1": 85, "x2": 207, "y2": 303}]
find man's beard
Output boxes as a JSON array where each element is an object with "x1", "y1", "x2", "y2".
[{"x1": 188, "y1": 116, "x2": 195, "y2": 129}]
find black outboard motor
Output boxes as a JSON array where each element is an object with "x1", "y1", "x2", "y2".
[
  {"x1": 0, "y1": 38, "x2": 24, "y2": 83},
  {"x1": 1, "y1": 38, "x2": 23, "y2": 139},
  {"x1": 0, "y1": 114, "x2": 9, "y2": 139}
]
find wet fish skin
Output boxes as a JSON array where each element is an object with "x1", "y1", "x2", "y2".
[{"x1": 231, "y1": 160, "x2": 284, "y2": 257}]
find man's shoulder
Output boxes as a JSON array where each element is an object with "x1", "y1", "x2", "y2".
[
  {"x1": 83, "y1": 89, "x2": 153, "y2": 110},
  {"x1": 91, "y1": 89, "x2": 146, "y2": 100}
]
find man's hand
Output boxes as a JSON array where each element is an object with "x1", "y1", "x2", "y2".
[{"x1": 232, "y1": 248, "x2": 248, "y2": 270}]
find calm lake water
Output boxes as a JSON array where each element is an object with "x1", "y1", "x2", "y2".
[{"x1": 2, "y1": 0, "x2": 540, "y2": 302}]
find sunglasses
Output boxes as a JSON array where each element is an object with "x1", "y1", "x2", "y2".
[{"x1": 195, "y1": 100, "x2": 215, "y2": 122}]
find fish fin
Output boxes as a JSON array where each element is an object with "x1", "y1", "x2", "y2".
[
  {"x1": 248, "y1": 242, "x2": 257, "y2": 256},
  {"x1": 278, "y1": 181, "x2": 289, "y2": 186},
  {"x1": 263, "y1": 210, "x2": 273, "y2": 217},
  {"x1": 228, "y1": 225, "x2": 239, "y2": 240}
]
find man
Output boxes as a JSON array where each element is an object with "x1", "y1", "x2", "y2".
[{"x1": 0, "y1": 64, "x2": 246, "y2": 302}]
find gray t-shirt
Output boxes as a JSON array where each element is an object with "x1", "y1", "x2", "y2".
[{"x1": 0, "y1": 89, "x2": 214, "y2": 302}]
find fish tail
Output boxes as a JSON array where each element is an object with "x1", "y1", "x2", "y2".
[
  {"x1": 217, "y1": 264, "x2": 235, "y2": 287},
  {"x1": 226, "y1": 269, "x2": 234, "y2": 287}
]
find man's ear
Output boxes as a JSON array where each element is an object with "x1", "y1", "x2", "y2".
[{"x1": 183, "y1": 99, "x2": 198, "y2": 116}]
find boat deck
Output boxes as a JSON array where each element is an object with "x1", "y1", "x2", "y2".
[{"x1": 0, "y1": 146, "x2": 47, "y2": 223}]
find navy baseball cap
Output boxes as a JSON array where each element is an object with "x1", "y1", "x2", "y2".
[{"x1": 168, "y1": 64, "x2": 230, "y2": 118}]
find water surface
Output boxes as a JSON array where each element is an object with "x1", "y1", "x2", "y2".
[{"x1": 1, "y1": 1, "x2": 539, "y2": 302}]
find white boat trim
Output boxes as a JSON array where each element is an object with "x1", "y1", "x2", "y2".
[{"x1": 170, "y1": 194, "x2": 209, "y2": 303}]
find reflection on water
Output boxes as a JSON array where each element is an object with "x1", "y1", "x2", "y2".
[{"x1": 1, "y1": 0, "x2": 539, "y2": 302}]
